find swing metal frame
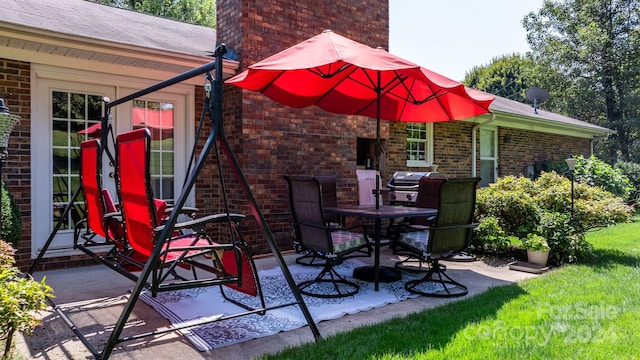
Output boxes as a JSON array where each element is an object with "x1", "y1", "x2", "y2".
[{"x1": 27, "y1": 44, "x2": 320, "y2": 359}]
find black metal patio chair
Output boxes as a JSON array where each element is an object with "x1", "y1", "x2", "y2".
[
  {"x1": 285, "y1": 175, "x2": 372, "y2": 298},
  {"x1": 394, "y1": 177, "x2": 480, "y2": 297}
]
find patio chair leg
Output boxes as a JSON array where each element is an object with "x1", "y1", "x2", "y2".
[
  {"x1": 394, "y1": 253, "x2": 432, "y2": 272},
  {"x1": 297, "y1": 264, "x2": 359, "y2": 298},
  {"x1": 295, "y1": 251, "x2": 326, "y2": 266},
  {"x1": 404, "y1": 259, "x2": 467, "y2": 297}
]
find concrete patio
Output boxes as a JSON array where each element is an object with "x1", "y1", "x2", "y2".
[{"x1": 16, "y1": 247, "x2": 541, "y2": 360}]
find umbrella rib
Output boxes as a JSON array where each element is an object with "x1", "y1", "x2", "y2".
[
  {"x1": 413, "y1": 89, "x2": 448, "y2": 105},
  {"x1": 312, "y1": 66, "x2": 360, "y2": 105},
  {"x1": 308, "y1": 63, "x2": 353, "y2": 78},
  {"x1": 256, "y1": 64, "x2": 354, "y2": 94},
  {"x1": 419, "y1": 79, "x2": 455, "y2": 119},
  {"x1": 257, "y1": 70, "x2": 287, "y2": 92},
  {"x1": 352, "y1": 71, "x2": 409, "y2": 116},
  {"x1": 393, "y1": 75, "x2": 453, "y2": 119}
]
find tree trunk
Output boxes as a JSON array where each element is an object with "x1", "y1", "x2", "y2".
[{"x1": 2, "y1": 328, "x2": 15, "y2": 360}]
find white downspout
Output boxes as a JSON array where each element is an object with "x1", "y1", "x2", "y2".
[{"x1": 471, "y1": 113, "x2": 496, "y2": 177}]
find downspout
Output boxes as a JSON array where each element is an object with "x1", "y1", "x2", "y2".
[{"x1": 471, "y1": 113, "x2": 496, "y2": 177}]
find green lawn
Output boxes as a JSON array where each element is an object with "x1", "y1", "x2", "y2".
[{"x1": 261, "y1": 216, "x2": 640, "y2": 360}]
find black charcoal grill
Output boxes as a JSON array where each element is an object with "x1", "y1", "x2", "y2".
[{"x1": 387, "y1": 171, "x2": 439, "y2": 204}]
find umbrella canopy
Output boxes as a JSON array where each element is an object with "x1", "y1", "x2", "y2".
[
  {"x1": 226, "y1": 30, "x2": 493, "y2": 122},
  {"x1": 226, "y1": 30, "x2": 494, "y2": 208}
]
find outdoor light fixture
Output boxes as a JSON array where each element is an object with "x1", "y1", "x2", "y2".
[
  {"x1": 565, "y1": 157, "x2": 577, "y2": 216},
  {"x1": 0, "y1": 98, "x2": 20, "y2": 227},
  {"x1": 0, "y1": 98, "x2": 19, "y2": 157}
]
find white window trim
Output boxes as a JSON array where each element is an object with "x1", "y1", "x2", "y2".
[
  {"x1": 406, "y1": 122, "x2": 434, "y2": 167},
  {"x1": 479, "y1": 126, "x2": 498, "y2": 187}
]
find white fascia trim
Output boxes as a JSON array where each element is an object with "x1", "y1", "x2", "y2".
[
  {"x1": 466, "y1": 111, "x2": 613, "y2": 139},
  {"x1": 1, "y1": 25, "x2": 239, "y2": 81}
]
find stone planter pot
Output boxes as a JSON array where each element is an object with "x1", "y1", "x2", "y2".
[{"x1": 527, "y1": 250, "x2": 549, "y2": 266}]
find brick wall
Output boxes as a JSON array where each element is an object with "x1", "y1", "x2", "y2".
[
  {"x1": 217, "y1": 0, "x2": 390, "y2": 255},
  {"x1": 0, "y1": 59, "x2": 33, "y2": 268},
  {"x1": 390, "y1": 120, "x2": 592, "y2": 182},
  {"x1": 498, "y1": 127, "x2": 591, "y2": 177}
]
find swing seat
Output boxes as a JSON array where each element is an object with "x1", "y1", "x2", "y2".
[
  {"x1": 115, "y1": 128, "x2": 263, "y2": 300},
  {"x1": 74, "y1": 139, "x2": 192, "y2": 273},
  {"x1": 74, "y1": 139, "x2": 131, "y2": 264}
]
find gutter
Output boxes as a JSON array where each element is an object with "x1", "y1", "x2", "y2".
[{"x1": 471, "y1": 113, "x2": 496, "y2": 177}]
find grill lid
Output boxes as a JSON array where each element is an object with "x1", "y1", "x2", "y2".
[{"x1": 387, "y1": 171, "x2": 429, "y2": 188}]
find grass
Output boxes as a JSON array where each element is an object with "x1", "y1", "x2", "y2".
[{"x1": 261, "y1": 215, "x2": 640, "y2": 360}]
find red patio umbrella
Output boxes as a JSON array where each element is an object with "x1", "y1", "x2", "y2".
[
  {"x1": 226, "y1": 29, "x2": 493, "y2": 208},
  {"x1": 78, "y1": 108, "x2": 174, "y2": 140}
]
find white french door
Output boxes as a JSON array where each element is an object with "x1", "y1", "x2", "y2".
[{"x1": 32, "y1": 75, "x2": 191, "y2": 258}]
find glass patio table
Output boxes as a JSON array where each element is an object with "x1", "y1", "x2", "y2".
[{"x1": 323, "y1": 205, "x2": 438, "y2": 291}]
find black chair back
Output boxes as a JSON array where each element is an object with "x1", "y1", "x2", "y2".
[
  {"x1": 285, "y1": 176, "x2": 332, "y2": 254},
  {"x1": 315, "y1": 175, "x2": 342, "y2": 226},
  {"x1": 429, "y1": 178, "x2": 480, "y2": 254},
  {"x1": 411, "y1": 176, "x2": 447, "y2": 226}
]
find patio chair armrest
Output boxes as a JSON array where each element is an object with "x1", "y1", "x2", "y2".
[
  {"x1": 104, "y1": 211, "x2": 122, "y2": 221},
  {"x1": 405, "y1": 224, "x2": 430, "y2": 231},
  {"x1": 334, "y1": 223, "x2": 369, "y2": 233},
  {"x1": 430, "y1": 222, "x2": 479, "y2": 231},
  {"x1": 165, "y1": 206, "x2": 199, "y2": 214},
  {"x1": 166, "y1": 206, "x2": 200, "y2": 219},
  {"x1": 156, "y1": 213, "x2": 246, "y2": 232}
]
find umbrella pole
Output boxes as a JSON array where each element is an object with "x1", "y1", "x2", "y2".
[{"x1": 375, "y1": 71, "x2": 381, "y2": 209}]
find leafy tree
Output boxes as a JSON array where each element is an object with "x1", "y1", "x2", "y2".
[
  {"x1": 88, "y1": 0, "x2": 216, "y2": 28},
  {"x1": 464, "y1": 54, "x2": 535, "y2": 103},
  {"x1": 522, "y1": 0, "x2": 640, "y2": 163},
  {"x1": 463, "y1": 53, "x2": 572, "y2": 114}
]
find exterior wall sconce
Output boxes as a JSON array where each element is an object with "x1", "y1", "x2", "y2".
[
  {"x1": 0, "y1": 98, "x2": 20, "y2": 157},
  {"x1": 565, "y1": 157, "x2": 577, "y2": 216},
  {"x1": 503, "y1": 134, "x2": 513, "y2": 143}
]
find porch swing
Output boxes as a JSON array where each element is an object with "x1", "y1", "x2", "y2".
[{"x1": 27, "y1": 44, "x2": 320, "y2": 359}]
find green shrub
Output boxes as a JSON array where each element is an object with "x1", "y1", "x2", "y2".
[
  {"x1": 614, "y1": 161, "x2": 640, "y2": 204},
  {"x1": 473, "y1": 172, "x2": 632, "y2": 265},
  {"x1": 535, "y1": 156, "x2": 636, "y2": 201},
  {"x1": 475, "y1": 177, "x2": 539, "y2": 238},
  {"x1": 0, "y1": 241, "x2": 53, "y2": 358},
  {"x1": 1, "y1": 181, "x2": 22, "y2": 247},
  {"x1": 536, "y1": 212, "x2": 592, "y2": 265},
  {"x1": 471, "y1": 216, "x2": 511, "y2": 252},
  {"x1": 573, "y1": 155, "x2": 634, "y2": 201}
]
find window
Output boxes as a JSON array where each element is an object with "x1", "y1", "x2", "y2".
[
  {"x1": 479, "y1": 128, "x2": 497, "y2": 187},
  {"x1": 132, "y1": 100, "x2": 175, "y2": 202},
  {"x1": 406, "y1": 123, "x2": 433, "y2": 167}
]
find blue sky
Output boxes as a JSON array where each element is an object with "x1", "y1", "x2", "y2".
[{"x1": 389, "y1": 0, "x2": 545, "y2": 81}]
